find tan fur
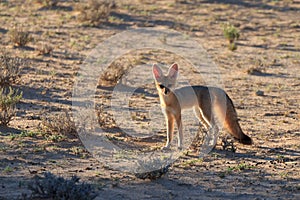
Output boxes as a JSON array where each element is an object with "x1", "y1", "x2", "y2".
[{"x1": 152, "y1": 63, "x2": 252, "y2": 150}]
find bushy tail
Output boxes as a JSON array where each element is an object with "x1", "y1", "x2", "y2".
[{"x1": 223, "y1": 95, "x2": 252, "y2": 145}]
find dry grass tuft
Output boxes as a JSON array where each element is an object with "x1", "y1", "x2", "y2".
[
  {"x1": 0, "y1": 54, "x2": 24, "y2": 87},
  {"x1": 8, "y1": 26, "x2": 32, "y2": 47},
  {"x1": 28, "y1": 172, "x2": 97, "y2": 200},
  {"x1": 40, "y1": 111, "x2": 77, "y2": 141},
  {"x1": 76, "y1": 0, "x2": 116, "y2": 26},
  {"x1": 36, "y1": 43, "x2": 54, "y2": 56}
]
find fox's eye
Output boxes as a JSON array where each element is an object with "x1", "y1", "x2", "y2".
[{"x1": 159, "y1": 84, "x2": 165, "y2": 89}]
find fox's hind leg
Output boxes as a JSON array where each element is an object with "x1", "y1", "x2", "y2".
[
  {"x1": 193, "y1": 107, "x2": 211, "y2": 129},
  {"x1": 195, "y1": 105, "x2": 219, "y2": 156}
]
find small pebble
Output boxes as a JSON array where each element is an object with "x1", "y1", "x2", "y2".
[{"x1": 255, "y1": 90, "x2": 264, "y2": 96}]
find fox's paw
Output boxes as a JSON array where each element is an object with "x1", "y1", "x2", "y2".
[{"x1": 161, "y1": 145, "x2": 171, "y2": 150}]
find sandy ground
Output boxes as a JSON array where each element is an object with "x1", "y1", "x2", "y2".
[{"x1": 0, "y1": 0, "x2": 299, "y2": 199}]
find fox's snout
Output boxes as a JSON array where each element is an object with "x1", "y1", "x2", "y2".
[
  {"x1": 158, "y1": 84, "x2": 171, "y2": 95},
  {"x1": 163, "y1": 87, "x2": 170, "y2": 95}
]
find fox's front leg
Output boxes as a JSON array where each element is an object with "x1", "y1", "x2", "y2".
[
  {"x1": 163, "y1": 114, "x2": 175, "y2": 149},
  {"x1": 175, "y1": 114, "x2": 183, "y2": 149}
]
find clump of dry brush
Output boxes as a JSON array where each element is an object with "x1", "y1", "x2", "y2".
[
  {"x1": 76, "y1": 0, "x2": 116, "y2": 26},
  {"x1": 40, "y1": 111, "x2": 77, "y2": 142},
  {"x1": 8, "y1": 26, "x2": 32, "y2": 47},
  {"x1": 0, "y1": 54, "x2": 24, "y2": 126},
  {"x1": 27, "y1": 172, "x2": 97, "y2": 200},
  {"x1": 0, "y1": 54, "x2": 23, "y2": 86}
]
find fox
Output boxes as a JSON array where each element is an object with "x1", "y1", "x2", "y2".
[{"x1": 152, "y1": 63, "x2": 252, "y2": 150}]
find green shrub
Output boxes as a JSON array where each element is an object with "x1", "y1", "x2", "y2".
[
  {"x1": 223, "y1": 23, "x2": 240, "y2": 43},
  {"x1": 0, "y1": 87, "x2": 22, "y2": 126},
  {"x1": 222, "y1": 23, "x2": 240, "y2": 51}
]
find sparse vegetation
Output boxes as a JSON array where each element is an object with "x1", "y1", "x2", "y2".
[
  {"x1": 0, "y1": 87, "x2": 22, "y2": 126},
  {"x1": 28, "y1": 172, "x2": 97, "y2": 200},
  {"x1": 181, "y1": 158, "x2": 203, "y2": 167},
  {"x1": 40, "y1": 111, "x2": 77, "y2": 140},
  {"x1": 8, "y1": 26, "x2": 32, "y2": 47},
  {"x1": 222, "y1": 23, "x2": 240, "y2": 51},
  {"x1": 246, "y1": 58, "x2": 272, "y2": 75},
  {"x1": 9, "y1": 130, "x2": 40, "y2": 140},
  {"x1": 70, "y1": 146, "x2": 87, "y2": 155},
  {"x1": 44, "y1": 133, "x2": 66, "y2": 142},
  {"x1": 227, "y1": 163, "x2": 255, "y2": 172},
  {"x1": 36, "y1": 43, "x2": 53, "y2": 56},
  {"x1": 76, "y1": 0, "x2": 116, "y2": 26},
  {"x1": 3, "y1": 165, "x2": 14, "y2": 173},
  {"x1": 0, "y1": 54, "x2": 24, "y2": 87},
  {"x1": 99, "y1": 63, "x2": 130, "y2": 85},
  {"x1": 134, "y1": 156, "x2": 171, "y2": 180},
  {"x1": 0, "y1": 0, "x2": 299, "y2": 199}
]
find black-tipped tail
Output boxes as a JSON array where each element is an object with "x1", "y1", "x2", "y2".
[{"x1": 239, "y1": 134, "x2": 253, "y2": 145}]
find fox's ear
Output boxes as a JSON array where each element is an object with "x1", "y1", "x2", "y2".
[
  {"x1": 152, "y1": 64, "x2": 163, "y2": 80},
  {"x1": 167, "y1": 63, "x2": 178, "y2": 79}
]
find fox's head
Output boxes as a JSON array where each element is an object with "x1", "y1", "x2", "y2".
[{"x1": 152, "y1": 63, "x2": 178, "y2": 96}]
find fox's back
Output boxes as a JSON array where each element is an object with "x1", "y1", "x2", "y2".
[{"x1": 174, "y1": 86, "x2": 227, "y2": 109}]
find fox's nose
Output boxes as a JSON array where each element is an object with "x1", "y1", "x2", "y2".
[{"x1": 164, "y1": 88, "x2": 170, "y2": 95}]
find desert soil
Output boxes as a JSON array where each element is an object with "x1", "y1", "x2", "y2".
[{"x1": 0, "y1": 0, "x2": 299, "y2": 199}]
